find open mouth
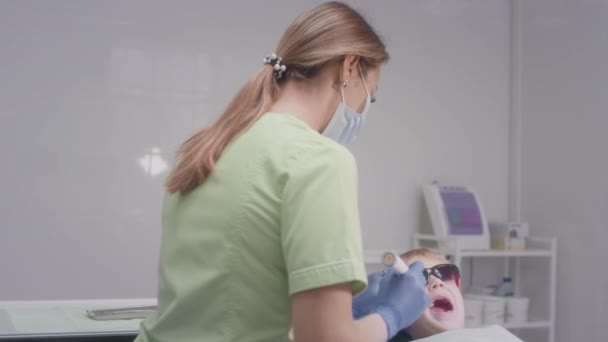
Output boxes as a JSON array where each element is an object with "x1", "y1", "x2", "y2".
[{"x1": 430, "y1": 296, "x2": 454, "y2": 312}]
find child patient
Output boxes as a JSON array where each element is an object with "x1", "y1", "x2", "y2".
[{"x1": 390, "y1": 248, "x2": 465, "y2": 341}]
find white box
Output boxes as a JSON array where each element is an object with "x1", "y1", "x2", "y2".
[
  {"x1": 463, "y1": 297, "x2": 484, "y2": 328},
  {"x1": 464, "y1": 294, "x2": 506, "y2": 326},
  {"x1": 505, "y1": 297, "x2": 529, "y2": 324},
  {"x1": 489, "y1": 222, "x2": 529, "y2": 250}
]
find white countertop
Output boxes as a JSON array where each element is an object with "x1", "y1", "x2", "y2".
[{"x1": 0, "y1": 298, "x2": 156, "y2": 339}]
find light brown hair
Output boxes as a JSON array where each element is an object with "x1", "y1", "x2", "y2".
[
  {"x1": 166, "y1": 1, "x2": 389, "y2": 194},
  {"x1": 400, "y1": 248, "x2": 451, "y2": 264}
]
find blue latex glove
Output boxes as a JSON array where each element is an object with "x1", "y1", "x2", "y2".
[
  {"x1": 353, "y1": 261, "x2": 430, "y2": 339},
  {"x1": 352, "y1": 270, "x2": 384, "y2": 319},
  {"x1": 375, "y1": 261, "x2": 430, "y2": 338}
]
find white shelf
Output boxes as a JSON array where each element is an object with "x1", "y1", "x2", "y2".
[
  {"x1": 413, "y1": 234, "x2": 555, "y2": 258},
  {"x1": 471, "y1": 320, "x2": 551, "y2": 330},
  {"x1": 502, "y1": 320, "x2": 551, "y2": 329},
  {"x1": 365, "y1": 248, "x2": 553, "y2": 264},
  {"x1": 458, "y1": 249, "x2": 552, "y2": 257},
  {"x1": 364, "y1": 236, "x2": 555, "y2": 263}
]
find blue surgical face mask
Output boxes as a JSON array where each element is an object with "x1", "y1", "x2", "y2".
[{"x1": 322, "y1": 68, "x2": 372, "y2": 145}]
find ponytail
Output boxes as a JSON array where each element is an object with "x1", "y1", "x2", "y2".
[
  {"x1": 166, "y1": 67, "x2": 277, "y2": 194},
  {"x1": 166, "y1": 1, "x2": 389, "y2": 195}
]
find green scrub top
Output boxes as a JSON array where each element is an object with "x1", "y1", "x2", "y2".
[{"x1": 136, "y1": 113, "x2": 368, "y2": 342}]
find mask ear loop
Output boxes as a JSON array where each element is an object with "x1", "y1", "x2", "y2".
[
  {"x1": 358, "y1": 64, "x2": 370, "y2": 96},
  {"x1": 332, "y1": 78, "x2": 351, "y2": 144},
  {"x1": 340, "y1": 78, "x2": 348, "y2": 103},
  {"x1": 357, "y1": 64, "x2": 373, "y2": 117}
]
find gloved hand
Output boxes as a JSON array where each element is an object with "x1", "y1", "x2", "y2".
[
  {"x1": 352, "y1": 270, "x2": 384, "y2": 319},
  {"x1": 353, "y1": 261, "x2": 430, "y2": 339},
  {"x1": 375, "y1": 261, "x2": 430, "y2": 339}
]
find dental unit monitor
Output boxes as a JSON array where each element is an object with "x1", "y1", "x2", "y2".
[{"x1": 423, "y1": 182, "x2": 490, "y2": 250}]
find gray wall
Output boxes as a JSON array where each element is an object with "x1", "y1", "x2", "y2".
[
  {"x1": 520, "y1": 1, "x2": 608, "y2": 341},
  {"x1": 0, "y1": 0, "x2": 511, "y2": 300}
]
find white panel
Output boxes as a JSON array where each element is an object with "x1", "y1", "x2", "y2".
[
  {"x1": 352, "y1": 0, "x2": 511, "y2": 249},
  {"x1": 520, "y1": 1, "x2": 608, "y2": 341},
  {"x1": 0, "y1": 0, "x2": 510, "y2": 300}
]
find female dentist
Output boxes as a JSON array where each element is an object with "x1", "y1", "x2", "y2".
[{"x1": 135, "y1": 2, "x2": 429, "y2": 341}]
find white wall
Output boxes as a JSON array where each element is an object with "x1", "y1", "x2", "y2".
[
  {"x1": 0, "y1": 0, "x2": 511, "y2": 300},
  {"x1": 520, "y1": 1, "x2": 608, "y2": 341},
  {"x1": 353, "y1": 0, "x2": 511, "y2": 250}
]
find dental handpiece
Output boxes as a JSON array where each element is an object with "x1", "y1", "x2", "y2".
[
  {"x1": 381, "y1": 251, "x2": 445, "y2": 334},
  {"x1": 381, "y1": 251, "x2": 409, "y2": 274}
]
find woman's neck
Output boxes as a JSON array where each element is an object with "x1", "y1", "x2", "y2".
[{"x1": 268, "y1": 77, "x2": 339, "y2": 133}]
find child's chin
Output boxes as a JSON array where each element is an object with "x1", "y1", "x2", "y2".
[
  {"x1": 429, "y1": 311, "x2": 465, "y2": 330},
  {"x1": 406, "y1": 313, "x2": 448, "y2": 338}
]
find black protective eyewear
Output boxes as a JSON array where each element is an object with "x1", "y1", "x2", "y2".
[{"x1": 422, "y1": 264, "x2": 461, "y2": 287}]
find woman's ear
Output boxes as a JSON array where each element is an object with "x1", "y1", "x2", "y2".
[{"x1": 340, "y1": 55, "x2": 360, "y2": 82}]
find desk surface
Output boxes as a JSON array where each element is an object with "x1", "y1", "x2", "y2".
[{"x1": 0, "y1": 299, "x2": 156, "y2": 340}]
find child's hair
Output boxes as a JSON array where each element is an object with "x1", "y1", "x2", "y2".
[
  {"x1": 400, "y1": 247, "x2": 451, "y2": 263},
  {"x1": 166, "y1": 1, "x2": 389, "y2": 195}
]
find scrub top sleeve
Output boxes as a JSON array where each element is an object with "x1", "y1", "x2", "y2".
[{"x1": 281, "y1": 144, "x2": 367, "y2": 296}]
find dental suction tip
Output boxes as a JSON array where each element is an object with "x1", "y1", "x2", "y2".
[
  {"x1": 382, "y1": 252, "x2": 395, "y2": 265},
  {"x1": 381, "y1": 251, "x2": 409, "y2": 274}
]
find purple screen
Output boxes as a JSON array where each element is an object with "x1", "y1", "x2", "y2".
[{"x1": 440, "y1": 190, "x2": 483, "y2": 235}]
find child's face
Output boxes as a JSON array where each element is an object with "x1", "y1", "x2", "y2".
[{"x1": 405, "y1": 256, "x2": 465, "y2": 338}]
